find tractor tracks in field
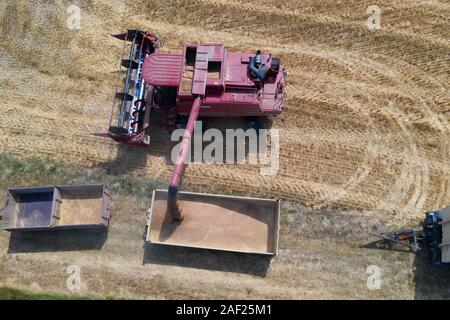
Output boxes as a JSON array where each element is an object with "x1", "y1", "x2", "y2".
[{"x1": 0, "y1": 0, "x2": 449, "y2": 223}]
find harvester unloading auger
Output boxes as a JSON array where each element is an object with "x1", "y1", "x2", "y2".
[
  {"x1": 166, "y1": 95, "x2": 202, "y2": 221},
  {"x1": 96, "y1": 30, "x2": 285, "y2": 255}
]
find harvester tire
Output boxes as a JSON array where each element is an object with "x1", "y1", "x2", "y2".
[{"x1": 108, "y1": 126, "x2": 128, "y2": 135}]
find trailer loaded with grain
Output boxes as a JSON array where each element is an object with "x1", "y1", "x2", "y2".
[{"x1": 146, "y1": 190, "x2": 280, "y2": 255}]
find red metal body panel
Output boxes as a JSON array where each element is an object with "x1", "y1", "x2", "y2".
[
  {"x1": 100, "y1": 31, "x2": 286, "y2": 149},
  {"x1": 142, "y1": 53, "x2": 182, "y2": 87},
  {"x1": 169, "y1": 96, "x2": 203, "y2": 192},
  {"x1": 142, "y1": 44, "x2": 285, "y2": 117},
  {"x1": 192, "y1": 46, "x2": 209, "y2": 95}
]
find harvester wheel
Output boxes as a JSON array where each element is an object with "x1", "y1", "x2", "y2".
[
  {"x1": 108, "y1": 126, "x2": 128, "y2": 135},
  {"x1": 175, "y1": 115, "x2": 188, "y2": 129},
  {"x1": 174, "y1": 116, "x2": 207, "y2": 132},
  {"x1": 244, "y1": 116, "x2": 265, "y2": 132},
  {"x1": 197, "y1": 117, "x2": 208, "y2": 132}
]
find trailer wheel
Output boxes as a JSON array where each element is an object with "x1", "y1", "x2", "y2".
[{"x1": 143, "y1": 225, "x2": 148, "y2": 242}]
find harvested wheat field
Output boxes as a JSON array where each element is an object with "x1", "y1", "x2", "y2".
[{"x1": 0, "y1": 0, "x2": 449, "y2": 299}]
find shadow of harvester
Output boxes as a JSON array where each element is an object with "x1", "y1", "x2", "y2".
[
  {"x1": 99, "y1": 112, "x2": 276, "y2": 173},
  {"x1": 143, "y1": 243, "x2": 272, "y2": 277}
]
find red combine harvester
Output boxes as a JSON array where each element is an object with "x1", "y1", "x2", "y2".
[
  {"x1": 98, "y1": 29, "x2": 286, "y2": 146},
  {"x1": 97, "y1": 30, "x2": 285, "y2": 254}
]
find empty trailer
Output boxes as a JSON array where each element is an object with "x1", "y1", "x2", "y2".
[{"x1": 0, "y1": 184, "x2": 111, "y2": 231}]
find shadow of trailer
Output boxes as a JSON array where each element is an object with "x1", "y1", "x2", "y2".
[{"x1": 0, "y1": 184, "x2": 111, "y2": 231}]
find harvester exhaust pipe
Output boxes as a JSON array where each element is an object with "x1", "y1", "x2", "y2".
[{"x1": 167, "y1": 95, "x2": 203, "y2": 222}]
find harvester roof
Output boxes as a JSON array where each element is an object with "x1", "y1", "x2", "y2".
[{"x1": 142, "y1": 44, "x2": 272, "y2": 93}]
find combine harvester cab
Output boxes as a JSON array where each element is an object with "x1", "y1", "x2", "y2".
[{"x1": 0, "y1": 184, "x2": 111, "y2": 231}]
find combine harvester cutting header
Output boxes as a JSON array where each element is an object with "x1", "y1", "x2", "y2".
[{"x1": 96, "y1": 30, "x2": 286, "y2": 255}]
